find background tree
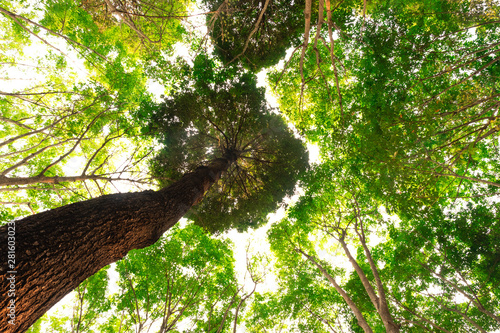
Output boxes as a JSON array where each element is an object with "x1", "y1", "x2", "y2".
[
  {"x1": 0, "y1": 74, "x2": 154, "y2": 220},
  {"x1": 245, "y1": 262, "x2": 351, "y2": 332},
  {"x1": 201, "y1": 0, "x2": 307, "y2": 71},
  {"x1": 265, "y1": 167, "x2": 400, "y2": 333},
  {"x1": 255, "y1": 0, "x2": 500, "y2": 329},
  {"x1": 0, "y1": 0, "x2": 190, "y2": 222},
  {"x1": 380, "y1": 201, "x2": 500, "y2": 332},
  {"x1": 109, "y1": 223, "x2": 239, "y2": 333},
  {"x1": 268, "y1": 0, "x2": 500, "y2": 210},
  {"x1": 261, "y1": 164, "x2": 500, "y2": 332}
]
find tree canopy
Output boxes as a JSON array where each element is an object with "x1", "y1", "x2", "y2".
[
  {"x1": 141, "y1": 56, "x2": 308, "y2": 233},
  {"x1": 202, "y1": 0, "x2": 306, "y2": 71}
]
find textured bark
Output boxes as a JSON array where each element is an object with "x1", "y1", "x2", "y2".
[{"x1": 0, "y1": 158, "x2": 231, "y2": 333}]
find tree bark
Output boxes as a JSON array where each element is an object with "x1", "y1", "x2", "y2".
[{"x1": 0, "y1": 157, "x2": 231, "y2": 333}]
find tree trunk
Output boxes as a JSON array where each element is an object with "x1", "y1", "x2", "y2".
[
  {"x1": 0, "y1": 158, "x2": 231, "y2": 333},
  {"x1": 297, "y1": 249, "x2": 374, "y2": 333}
]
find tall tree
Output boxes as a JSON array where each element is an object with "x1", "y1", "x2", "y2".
[
  {"x1": 265, "y1": 166, "x2": 400, "y2": 333},
  {"x1": 0, "y1": 64, "x2": 307, "y2": 332}
]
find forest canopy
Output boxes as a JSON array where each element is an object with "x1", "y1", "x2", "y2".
[{"x1": 1, "y1": 0, "x2": 500, "y2": 332}]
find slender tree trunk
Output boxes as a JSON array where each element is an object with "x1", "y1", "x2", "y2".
[
  {"x1": 0, "y1": 158, "x2": 231, "y2": 333},
  {"x1": 296, "y1": 249, "x2": 374, "y2": 333},
  {"x1": 337, "y1": 235, "x2": 400, "y2": 333}
]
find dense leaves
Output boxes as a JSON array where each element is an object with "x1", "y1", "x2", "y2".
[
  {"x1": 270, "y1": 0, "x2": 500, "y2": 211},
  {"x1": 202, "y1": 0, "x2": 306, "y2": 71},
  {"x1": 380, "y1": 201, "x2": 500, "y2": 332},
  {"x1": 143, "y1": 56, "x2": 308, "y2": 233},
  {"x1": 79, "y1": 0, "x2": 190, "y2": 55}
]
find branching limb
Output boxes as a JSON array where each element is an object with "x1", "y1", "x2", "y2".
[{"x1": 225, "y1": 0, "x2": 271, "y2": 66}]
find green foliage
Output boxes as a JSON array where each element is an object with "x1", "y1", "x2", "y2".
[
  {"x1": 71, "y1": 267, "x2": 111, "y2": 332},
  {"x1": 245, "y1": 289, "x2": 345, "y2": 332},
  {"x1": 270, "y1": 0, "x2": 500, "y2": 212},
  {"x1": 142, "y1": 55, "x2": 308, "y2": 233},
  {"x1": 7, "y1": 0, "x2": 500, "y2": 331},
  {"x1": 265, "y1": 165, "x2": 392, "y2": 331},
  {"x1": 38, "y1": 0, "x2": 189, "y2": 59},
  {"x1": 260, "y1": 0, "x2": 500, "y2": 326},
  {"x1": 202, "y1": 0, "x2": 306, "y2": 71},
  {"x1": 377, "y1": 200, "x2": 500, "y2": 332},
  {"x1": 0, "y1": 0, "x2": 184, "y2": 223},
  {"x1": 264, "y1": 162, "x2": 500, "y2": 332},
  {"x1": 0, "y1": 71, "x2": 154, "y2": 222},
  {"x1": 110, "y1": 223, "x2": 239, "y2": 332}
]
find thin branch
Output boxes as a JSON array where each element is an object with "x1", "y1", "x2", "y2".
[
  {"x1": 0, "y1": 7, "x2": 108, "y2": 61},
  {"x1": 299, "y1": 0, "x2": 313, "y2": 113},
  {"x1": 225, "y1": 0, "x2": 271, "y2": 66}
]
